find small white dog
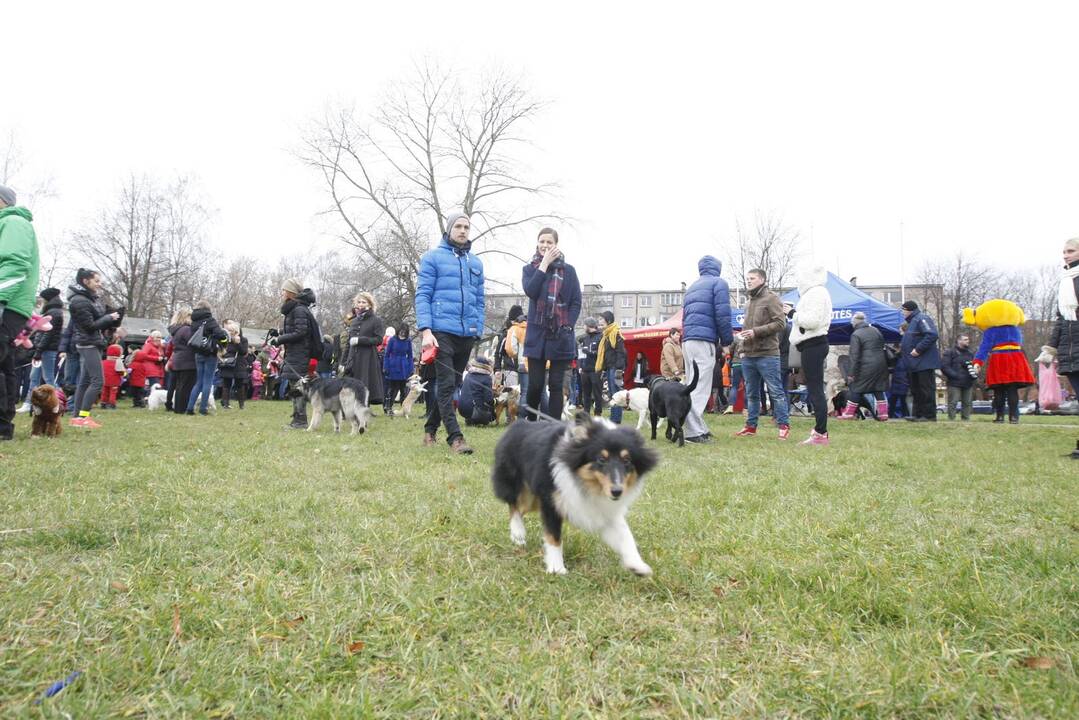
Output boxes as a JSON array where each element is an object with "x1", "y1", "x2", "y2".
[
  {"x1": 610, "y1": 387, "x2": 664, "y2": 431},
  {"x1": 146, "y1": 383, "x2": 169, "y2": 411},
  {"x1": 400, "y1": 375, "x2": 427, "y2": 419}
]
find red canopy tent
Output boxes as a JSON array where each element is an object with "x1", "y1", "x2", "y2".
[{"x1": 619, "y1": 309, "x2": 683, "y2": 388}]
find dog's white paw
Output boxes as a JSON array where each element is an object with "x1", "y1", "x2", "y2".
[
  {"x1": 545, "y1": 561, "x2": 568, "y2": 575},
  {"x1": 509, "y1": 514, "x2": 527, "y2": 545},
  {"x1": 543, "y1": 542, "x2": 567, "y2": 575},
  {"x1": 626, "y1": 561, "x2": 652, "y2": 577}
]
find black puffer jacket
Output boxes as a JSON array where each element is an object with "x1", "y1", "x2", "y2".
[
  {"x1": 33, "y1": 296, "x2": 65, "y2": 355},
  {"x1": 67, "y1": 284, "x2": 117, "y2": 349},
  {"x1": 219, "y1": 336, "x2": 250, "y2": 379},
  {"x1": 940, "y1": 345, "x2": 976, "y2": 389},
  {"x1": 189, "y1": 308, "x2": 228, "y2": 355},
  {"x1": 278, "y1": 288, "x2": 316, "y2": 365},
  {"x1": 848, "y1": 321, "x2": 889, "y2": 394},
  {"x1": 1049, "y1": 270, "x2": 1079, "y2": 373}
]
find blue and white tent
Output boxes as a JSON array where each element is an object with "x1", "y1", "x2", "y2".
[{"x1": 732, "y1": 273, "x2": 902, "y2": 343}]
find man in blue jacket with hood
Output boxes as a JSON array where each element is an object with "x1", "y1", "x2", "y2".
[
  {"x1": 899, "y1": 300, "x2": 940, "y2": 422},
  {"x1": 680, "y1": 256, "x2": 733, "y2": 443},
  {"x1": 415, "y1": 211, "x2": 485, "y2": 454}
]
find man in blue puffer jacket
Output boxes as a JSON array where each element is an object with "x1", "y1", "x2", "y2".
[
  {"x1": 679, "y1": 255, "x2": 734, "y2": 443},
  {"x1": 415, "y1": 211, "x2": 485, "y2": 454}
]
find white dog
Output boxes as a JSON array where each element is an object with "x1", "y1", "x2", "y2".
[
  {"x1": 146, "y1": 383, "x2": 169, "y2": 411},
  {"x1": 610, "y1": 387, "x2": 664, "y2": 431},
  {"x1": 400, "y1": 375, "x2": 427, "y2": 419}
]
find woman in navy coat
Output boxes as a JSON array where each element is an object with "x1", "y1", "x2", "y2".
[{"x1": 521, "y1": 227, "x2": 582, "y2": 421}]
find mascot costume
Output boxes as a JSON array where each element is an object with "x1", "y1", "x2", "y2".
[{"x1": 962, "y1": 299, "x2": 1035, "y2": 424}]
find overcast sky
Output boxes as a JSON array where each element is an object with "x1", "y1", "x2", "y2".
[{"x1": 6, "y1": 1, "x2": 1078, "y2": 294}]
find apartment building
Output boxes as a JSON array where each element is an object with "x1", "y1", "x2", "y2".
[{"x1": 484, "y1": 283, "x2": 688, "y2": 334}]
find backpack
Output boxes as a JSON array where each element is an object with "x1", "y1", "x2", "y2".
[
  {"x1": 188, "y1": 323, "x2": 215, "y2": 355},
  {"x1": 884, "y1": 344, "x2": 899, "y2": 369},
  {"x1": 305, "y1": 309, "x2": 325, "y2": 361}
]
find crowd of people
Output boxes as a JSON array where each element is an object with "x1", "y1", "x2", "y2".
[{"x1": 1, "y1": 183, "x2": 1076, "y2": 457}]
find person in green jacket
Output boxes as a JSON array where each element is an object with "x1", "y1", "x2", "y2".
[{"x1": 0, "y1": 184, "x2": 40, "y2": 441}]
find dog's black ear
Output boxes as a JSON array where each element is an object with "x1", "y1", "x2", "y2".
[
  {"x1": 629, "y1": 435, "x2": 660, "y2": 475},
  {"x1": 570, "y1": 409, "x2": 593, "y2": 439}
]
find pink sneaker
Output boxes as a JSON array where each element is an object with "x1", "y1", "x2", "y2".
[
  {"x1": 777, "y1": 424, "x2": 790, "y2": 440},
  {"x1": 734, "y1": 425, "x2": 757, "y2": 437},
  {"x1": 68, "y1": 417, "x2": 86, "y2": 428},
  {"x1": 801, "y1": 430, "x2": 829, "y2": 446},
  {"x1": 81, "y1": 417, "x2": 102, "y2": 429}
]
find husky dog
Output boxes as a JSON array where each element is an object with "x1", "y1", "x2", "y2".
[
  {"x1": 292, "y1": 375, "x2": 372, "y2": 434},
  {"x1": 400, "y1": 374, "x2": 427, "y2": 419},
  {"x1": 146, "y1": 383, "x2": 169, "y2": 411}
]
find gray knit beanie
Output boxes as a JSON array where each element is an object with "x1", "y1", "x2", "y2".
[
  {"x1": 444, "y1": 211, "x2": 469, "y2": 235},
  {"x1": 0, "y1": 184, "x2": 15, "y2": 207}
]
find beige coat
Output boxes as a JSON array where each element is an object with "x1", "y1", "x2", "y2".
[{"x1": 661, "y1": 336, "x2": 684, "y2": 378}]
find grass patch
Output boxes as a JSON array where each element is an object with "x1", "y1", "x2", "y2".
[{"x1": 1, "y1": 403, "x2": 1077, "y2": 717}]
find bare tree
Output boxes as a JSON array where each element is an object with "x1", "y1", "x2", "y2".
[
  {"x1": 916, "y1": 251, "x2": 997, "y2": 346},
  {"x1": 301, "y1": 62, "x2": 561, "y2": 327},
  {"x1": 70, "y1": 175, "x2": 211, "y2": 319},
  {"x1": 1, "y1": 129, "x2": 56, "y2": 209},
  {"x1": 723, "y1": 212, "x2": 802, "y2": 297}
]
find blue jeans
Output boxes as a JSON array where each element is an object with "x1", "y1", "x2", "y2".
[
  {"x1": 187, "y1": 354, "x2": 218, "y2": 412},
  {"x1": 742, "y1": 355, "x2": 789, "y2": 427},
  {"x1": 26, "y1": 350, "x2": 58, "y2": 398},
  {"x1": 606, "y1": 368, "x2": 624, "y2": 423}
]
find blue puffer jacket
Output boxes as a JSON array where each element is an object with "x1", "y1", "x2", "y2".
[
  {"x1": 415, "y1": 236, "x2": 485, "y2": 337},
  {"x1": 682, "y1": 256, "x2": 733, "y2": 345},
  {"x1": 900, "y1": 310, "x2": 941, "y2": 371},
  {"x1": 522, "y1": 259, "x2": 582, "y2": 361}
]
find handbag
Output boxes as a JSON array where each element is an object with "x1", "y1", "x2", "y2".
[
  {"x1": 883, "y1": 344, "x2": 899, "y2": 368},
  {"x1": 787, "y1": 343, "x2": 801, "y2": 370}
]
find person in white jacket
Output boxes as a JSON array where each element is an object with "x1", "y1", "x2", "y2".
[{"x1": 789, "y1": 265, "x2": 833, "y2": 445}]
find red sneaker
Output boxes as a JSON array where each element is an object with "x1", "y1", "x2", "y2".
[
  {"x1": 734, "y1": 425, "x2": 757, "y2": 437},
  {"x1": 68, "y1": 417, "x2": 86, "y2": 428},
  {"x1": 81, "y1": 417, "x2": 102, "y2": 429},
  {"x1": 777, "y1": 425, "x2": 790, "y2": 440}
]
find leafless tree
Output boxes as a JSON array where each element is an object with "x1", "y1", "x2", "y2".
[
  {"x1": 723, "y1": 212, "x2": 802, "y2": 297},
  {"x1": 916, "y1": 251, "x2": 998, "y2": 346},
  {"x1": 301, "y1": 62, "x2": 561, "y2": 327},
  {"x1": 0, "y1": 129, "x2": 56, "y2": 207},
  {"x1": 70, "y1": 175, "x2": 212, "y2": 319}
]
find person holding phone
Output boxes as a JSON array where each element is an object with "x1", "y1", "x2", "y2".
[{"x1": 521, "y1": 228, "x2": 582, "y2": 422}]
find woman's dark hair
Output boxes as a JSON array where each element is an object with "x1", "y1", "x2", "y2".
[
  {"x1": 76, "y1": 268, "x2": 99, "y2": 287},
  {"x1": 669, "y1": 328, "x2": 680, "y2": 337},
  {"x1": 537, "y1": 227, "x2": 559, "y2": 243},
  {"x1": 397, "y1": 324, "x2": 410, "y2": 339}
]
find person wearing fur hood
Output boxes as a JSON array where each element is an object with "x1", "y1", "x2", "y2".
[{"x1": 789, "y1": 265, "x2": 833, "y2": 445}]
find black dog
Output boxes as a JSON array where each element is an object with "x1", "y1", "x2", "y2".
[{"x1": 648, "y1": 361, "x2": 699, "y2": 447}]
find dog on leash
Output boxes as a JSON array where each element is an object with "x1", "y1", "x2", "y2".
[
  {"x1": 648, "y1": 361, "x2": 699, "y2": 447},
  {"x1": 491, "y1": 411, "x2": 660, "y2": 576},
  {"x1": 292, "y1": 375, "x2": 372, "y2": 434},
  {"x1": 399, "y1": 374, "x2": 427, "y2": 419},
  {"x1": 30, "y1": 384, "x2": 63, "y2": 438},
  {"x1": 146, "y1": 383, "x2": 169, "y2": 411},
  {"x1": 493, "y1": 385, "x2": 520, "y2": 424},
  {"x1": 610, "y1": 387, "x2": 666, "y2": 432}
]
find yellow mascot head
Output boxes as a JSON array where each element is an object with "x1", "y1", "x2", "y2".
[{"x1": 961, "y1": 299, "x2": 1026, "y2": 331}]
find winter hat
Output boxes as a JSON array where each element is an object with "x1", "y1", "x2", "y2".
[
  {"x1": 0, "y1": 184, "x2": 15, "y2": 207},
  {"x1": 583, "y1": 317, "x2": 598, "y2": 330},
  {"x1": 444, "y1": 211, "x2": 469, "y2": 235},
  {"x1": 852, "y1": 311, "x2": 866, "y2": 324},
  {"x1": 106, "y1": 344, "x2": 122, "y2": 357},
  {"x1": 901, "y1": 300, "x2": 919, "y2": 312},
  {"x1": 281, "y1": 277, "x2": 304, "y2": 295},
  {"x1": 39, "y1": 287, "x2": 61, "y2": 302},
  {"x1": 600, "y1": 310, "x2": 616, "y2": 324},
  {"x1": 471, "y1": 355, "x2": 493, "y2": 373}
]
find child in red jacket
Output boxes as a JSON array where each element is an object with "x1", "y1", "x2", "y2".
[{"x1": 101, "y1": 344, "x2": 126, "y2": 409}]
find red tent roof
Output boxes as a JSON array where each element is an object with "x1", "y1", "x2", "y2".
[{"x1": 620, "y1": 309, "x2": 683, "y2": 341}]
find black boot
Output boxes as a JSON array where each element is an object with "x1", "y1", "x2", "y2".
[
  {"x1": 221, "y1": 387, "x2": 231, "y2": 409},
  {"x1": 993, "y1": 412, "x2": 1004, "y2": 423}
]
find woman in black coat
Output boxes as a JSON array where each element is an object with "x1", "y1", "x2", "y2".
[
  {"x1": 841, "y1": 312, "x2": 890, "y2": 420},
  {"x1": 346, "y1": 292, "x2": 385, "y2": 405},
  {"x1": 219, "y1": 320, "x2": 250, "y2": 409},
  {"x1": 521, "y1": 227, "x2": 582, "y2": 421}
]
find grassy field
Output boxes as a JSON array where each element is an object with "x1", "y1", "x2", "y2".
[{"x1": 1, "y1": 399, "x2": 1077, "y2": 718}]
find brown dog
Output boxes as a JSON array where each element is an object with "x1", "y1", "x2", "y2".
[
  {"x1": 493, "y1": 385, "x2": 520, "y2": 425},
  {"x1": 399, "y1": 375, "x2": 427, "y2": 420},
  {"x1": 30, "y1": 384, "x2": 64, "y2": 438}
]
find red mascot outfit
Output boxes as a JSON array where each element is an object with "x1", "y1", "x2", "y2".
[{"x1": 963, "y1": 299, "x2": 1035, "y2": 424}]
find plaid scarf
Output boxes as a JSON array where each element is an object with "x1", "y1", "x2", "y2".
[{"x1": 530, "y1": 253, "x2": 569, "y2": 336}]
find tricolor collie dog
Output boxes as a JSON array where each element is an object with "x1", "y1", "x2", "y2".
[{"x1": 492, "y1": 412, "x2": 659, "y2": 576}]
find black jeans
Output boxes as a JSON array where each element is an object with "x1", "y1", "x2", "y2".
[
  {"x1": 525, "y1": 358, "x2": 570, "y2": 421},
  {"x1": 909, "y1": 369, "x2": 938, "y2": 419},
  {"x1": 385, "y1": 379, "x2": 407, "y2": 411},
  {"x1": 281, "y1": 359, "x2": 309, "y2": 425},
  {"x1": 580, "y1": 370, "x2": 603, "y2": 415},
  {"x1": 992, "y1": 385, "x2": 1020, "y2": 419},
  {"x1": 799, "y1": 337, "x2": 829, "y2": 435},
  {"x1": 0, "y1": 309, "x2": 28, "y2": 438},
  {"x1": 424, "y1": 333, "x2": 475, "y2": 443},
  {"x1": 222, "y1": 377, "x2": 247, "y2": 408}
]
